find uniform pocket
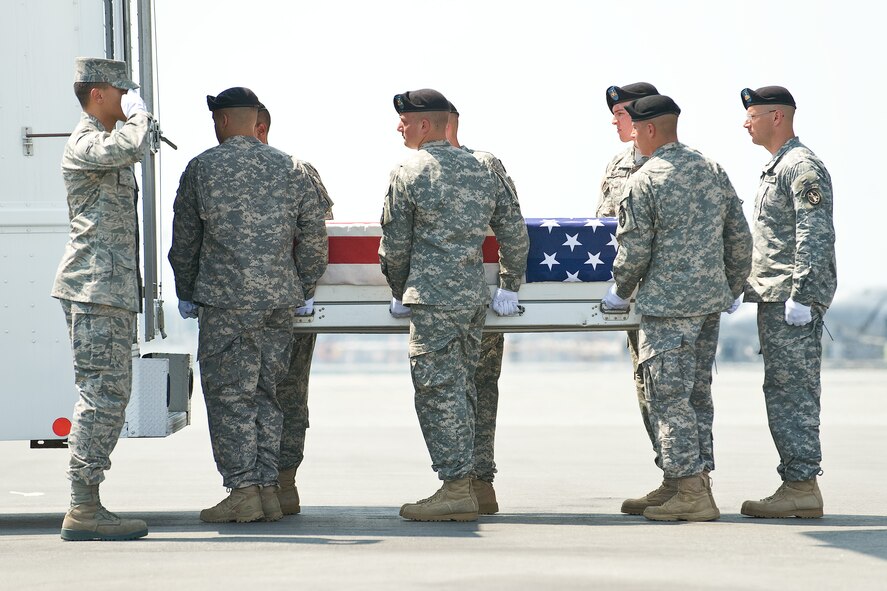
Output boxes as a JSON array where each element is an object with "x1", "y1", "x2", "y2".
[
  {"x1": 110, "y1": 253, "x2": 138, "y2": 300},
  {"x1": 71, "y1": 312, "x2": 130, "y2": 372},
  {"x1": 638, "y1": 330, "x2": 684, "y2": 403}
]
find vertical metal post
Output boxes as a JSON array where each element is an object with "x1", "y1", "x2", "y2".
[
  {"x1": 137, "y1": 0, "x2": 158, "y2": 341},
  {"x1": 104, "y1": 0, "x2": 114, "y2": 58}
]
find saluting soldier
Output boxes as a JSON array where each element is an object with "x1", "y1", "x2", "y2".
[
  {"x1": 444, "y1": 101, "x2": 526, "y2": 515},
  {"x1": 738, "y1": 86, "x2": 836, "y2": 519},
  {"x1": 168, "y1": 87, "x2": 328, "y2": 524},
  {"x1": 604, "y1": 95, "x2": 752, "y2": 522},
  {"x1": 53, "y1": 57, "x2": 151, "y2": 542},
  {"x1": 380, "y1": 89, "x2": 528, "y2": 522}
]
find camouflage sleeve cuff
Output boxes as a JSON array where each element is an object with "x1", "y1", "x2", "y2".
[{"x1": 499, "y1": 276, "x2": 523, "y2": 293}]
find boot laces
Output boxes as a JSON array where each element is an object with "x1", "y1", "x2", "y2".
[
  {"x1": 94, "y1": 507, "x2": 122, "y2": 523},
  {"x1": 761, "y1": 482, "x2": 788, "y2": 502},
  {"x1": 415, "y1": 485, "x2": 446, "y2": 505}
]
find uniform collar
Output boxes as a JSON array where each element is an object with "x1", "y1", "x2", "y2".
[
  {"x1": 763, "y1": 136, "x2": 801, "y2": 173},
  {"x1": 82, "y1": 111, "x2": 108, "y2": 132},
  {"x1": 419, "y1": 139, "x2": 452, "y2": 150}
]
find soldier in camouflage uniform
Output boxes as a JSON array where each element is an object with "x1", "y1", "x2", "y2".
[
  {"x1": 52, "y1": 57, "x2": 151, "y2": 542},
  {"x1": 444, "y1": 101, "x2": 526, "y2": 515},
  {"x1": 255, "y1": 105, "x2": 335, "y2": 515},
  {"x1": 168, "y1": 87, "x2": 328, "y2": 524},
  {"x1": 596, "y1": 83, "x2": 659, "y2": 218},
  {"x1": 380, "y1": 89, "x2": 528, "y2": 522},
  {"x1": 594, "y1": 82, "x2": 696, "y2": 516},
  {"x1": 604, "y1": 95, "x2": 752, "y2": 522},
  {"x1": 737, "y1": 86, "x2": 836, "y2": 519}
]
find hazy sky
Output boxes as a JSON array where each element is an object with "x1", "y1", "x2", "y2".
[{"x1": 151, "y1": 0, "x2": 883, "y2": 295}]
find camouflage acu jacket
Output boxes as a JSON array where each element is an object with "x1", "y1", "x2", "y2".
[
  {"x1": 596, "y1": 145, "x2": 649, "y2": 218},
  {"x1": 168, "y1": 135, "x2": 328, "y2": 309},
  {"x1": 743, "y1": 137, "x2": 837, "y2": 307},
  {"x1": 379, "y1": 140, "x2": 528, "y2": 306},
  {"x1": 614, "y1": 142, "x2": 752, "y2": 317},
  {"x1": 461, "y1": 145, "x2": 528, "y2": 291},
  {"x1": 51, "y1": 111, "x2": 151, "y2": 312}
]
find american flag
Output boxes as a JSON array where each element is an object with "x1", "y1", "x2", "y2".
[
  {"x1": 524, "y1": 217, "x2": 618, "y2": 283},
  {"x1": 319, "y1": 218, "x2": 617, "y2": 286}
]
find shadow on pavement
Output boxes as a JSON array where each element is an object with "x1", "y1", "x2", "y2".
[
  {"x1": 804, "y1": 529, "x2": 887, "y2": 561},
  {"x1": 4, "y1": 509, "x2": 887, "y2": 544}
]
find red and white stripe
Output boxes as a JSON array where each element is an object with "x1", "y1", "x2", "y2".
[{"x1": 320, "y1": 222, "x2": 501, "y2": 286}]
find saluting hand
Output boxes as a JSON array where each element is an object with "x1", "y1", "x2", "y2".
[{"x1": 120, "y1": 89, "x2": 147, "y2": 118}]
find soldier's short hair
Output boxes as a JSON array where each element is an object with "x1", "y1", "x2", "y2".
[
  {"x1": 257, "y1": 106, "x2": 271, "y2": 128},
  {"x1": 74, "y1": 82, "x2": 109, "y2": 108}
]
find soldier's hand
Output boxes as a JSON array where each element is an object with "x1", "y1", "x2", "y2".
[
  {"x1": 726, "y1": 295, "x2": 742, "y2": 314},
  {"x1": 296, "y1": 298, "x2": 314, "y2": 316},
  {"x1": 120, "y1": 89, "x2": 147, "y2": 118},
  {"x1": 178, "y1": 300, "x2": 198, "y2": 319},
  {"x1": 491, "y1": 288, "x2": 520, "y2": 316},
  {"x1": 602, "y1": 284, "x2": 630, "y2": 311},
  {"x1": 784, "y1": 297, "x2": 812, "y2": 326},
  {"x1": 389, "y1": 297, "x2": 411, "y2": 319}
]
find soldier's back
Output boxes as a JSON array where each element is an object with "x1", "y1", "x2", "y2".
[
  {"x1": 629, "y1": 142, "x2": 738, "y2": 315},
  {"x1": 189, "y1": 135, "x2": 301, "y2": 309}
]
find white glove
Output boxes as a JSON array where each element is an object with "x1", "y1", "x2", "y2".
[
  {"x1": 120, "y1": 89, "x2": 147, "y2": 118},
  {"x1": 296, "y1": 298, "x2": 314, "y2": 316},
  {"x1": 178, "y1": 300, "x2": 198, "y2": 319},
  {"x1": 726, "y1": 295, "x2": 742, "y2": 314},
  {"x1": 491, "y1": 288, "x2": 520, "y2": 316},
  {"x1": 389, "y1": 297, "x2": 411, "y2": 319},
  {"x1": 602, "y1": 284, "x2": 630, "y2": 310},
  {"x1": 785, "y1": 297, "x2": 812, "y2": 326}
]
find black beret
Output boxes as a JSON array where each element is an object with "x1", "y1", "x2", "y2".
[
  {"x1": 625, "y1": 95, "x2": 681, "y2": 122},
  {"x1": 448, "y1": 101, "x2": 459, "y2": 115},
  {"x1": 393, "y1": 89, "x2": 450, "y2": 113},
  {"x1": 606, "y1": 82, "x2": 659, "y2": 112},
  {"x1": 741, "y1": 86, "x2": 796, "y2": 109},
  {"x1": 207, "y1": 87, "x2": 263, "y2": 112}
]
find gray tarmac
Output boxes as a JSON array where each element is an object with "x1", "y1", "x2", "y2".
[{"x1": 2, "y1": 362, "x2": 886, "y2": 590}]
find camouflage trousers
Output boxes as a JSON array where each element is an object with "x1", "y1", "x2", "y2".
[
  {"x1": 277, "y1": 333, "x2": 316, "y2": 472},
  {"x1": 638, "y1": 313, "x2": 719, "y2": 479},
  {"x1": 757, "y1": 302, "x2": 825, "y2": 481},
  {"x1": 473, "y1": 332, "x2": 504, "y2": 482},
  {"x1": 409, "y1": 304, "x2": 486, "y2": 481},
  {"x1": 198, "y1": 306, "x2": 294, "y2": 489},
  {"x1": 627, "y1": 329, "x2": 660, "y2": 468},
  {"x1": 61, "y1": 299, "x2": 135, "y2": 486}
]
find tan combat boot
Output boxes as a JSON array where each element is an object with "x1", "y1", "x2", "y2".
[
  {"x1": 260, "y1": 485, "x2": 283, "y2": 522},
  {"x1": 200, "y1": 485, "x2": 264, "y2": 523},
  {"x1": 400, "y1": 478, "x2": 479, "y2": 522},
  {"x1": 703, "y1": 470, "x2": 716, "y2": 507},
  {"x1": 277, "y1": 468, "x2": 300, "y2": 515},
  {"x1": 472, "y1": 478, "x2": 499, "y2": 515},
  {"x1": 60, "y1": 483, "x2": 148, "y2": 541},
  {"x1": 643, "y1": 474, "x2": 720, "y2": 522},
  {"x1": 741, "y1": 478, "x2": 823, "y2": 518},
  {"x1": 621, "y1": 478, "x2": 678, "y2": 515}
]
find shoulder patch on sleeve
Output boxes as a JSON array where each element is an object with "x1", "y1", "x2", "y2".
[
  {"x1": 790, "y1": 169, "x2": 821, "y2": 203},
  {"x1": 617, "y1": 191, "x2": 638, "y2": 233}
]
